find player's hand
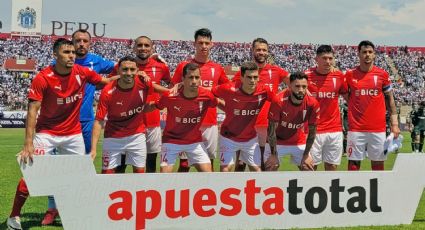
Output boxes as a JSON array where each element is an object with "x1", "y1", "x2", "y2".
[
  {"x1": 150, "y1": 53, "x2": 168, "y2": 66},
  {"x1": 300, "y1": 154, "x2": 314, "y2": 171},
  {"x1": 89, "y1": 151, "x2": 97, "y2": 161},
  {"x1": 19, "y1": 143, "x2": 34, "y2": 164},
  {"x1": 169, "y1": 83, "x2": 182, "y2": 95},
  {"x1": 138, "y1": 71, "x2": 151, "y2": 82},
  {"x1": 265, "y1": 154, "x2": 279, "y2": 171},
  {"x1": 392, "y1": 124, "x2": 401, "y2": 138}
]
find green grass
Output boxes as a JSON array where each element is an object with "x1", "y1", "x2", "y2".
[{"x1": 0, "y1": 128, "x2": 424, "y2": 229}]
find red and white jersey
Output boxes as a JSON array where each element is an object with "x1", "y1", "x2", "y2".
[
  {"x1": 171, "y1": 59, "x2": 229, "y2": 126},
  {"x1": 305, "y1": 68, "x2": 347, "y2": 133},
  {"x1": 29, "y1": 65, "x2": 102, "y2": 136},
  {"x1": 212, "y1": 82, "x2": 276, "y2": 142},
  {"x1": 233, "y1": 64, "x2": 289, "y2": 127},
  {"x1": 95, "y1": 77, "x2": 153, "y2": 138},
  {"x1": 157, "y1": 87, "x2": 218, "y2": 144},
  {"x1": 110, "y1": 58, "x2": 171, "y2": 128},
  {"x1": 269, "y1": 90, "x2": 320, "y2": 145},
  {"x1": 346, "y1": 66, "x2": 392, "y2": 132}
]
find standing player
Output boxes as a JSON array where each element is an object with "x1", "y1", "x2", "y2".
[
  {"x1": 233, "y1": 38, "x2": 289, "y2": 171},
  {"x1": 42, "y1": 29, "x2": 116, "y2": 226},
  {"x1": 345, "y1": 40, "x2": 400, "y2": 171},
  {"x1": 305, "y1": 45, "x2": 347, "y2": 171},
  {"x1": 171, "y1": 28, "x2": 229, "y2": 171},
  {"x1": 90, "y1": 56, "x2": 155, "y2": 174},
  {"x1": 213, "y1": 61, "x2": 275, "y2": 172},
  {"x1": 158, "y1": 63, "x2": 220, "y2": 173},
  {"x1": 265, "y1": 72, "x2": 319, "y2": 171},
  {"x1": 109, "y1": 36, "x2": 171, "y2": 173},
  {"x1": 411, "y1": 102, "x2": 425, "y2": 153},
  {"x1": 7, "y1": 38, "x2": 117, "y2": 230}
]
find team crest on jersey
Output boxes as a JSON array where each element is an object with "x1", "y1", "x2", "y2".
[
  {"x1": 199, "y1": 101, "x2": 204, "y2": 112},
  {"x1": 258, "y1": 95, "x2": 264, "y2": 106},
  {"x1": 107, "y1": 87, "x2": 116, "y2": 95},
  {"x1": 268, "y1": 69, "x2": 272, "y2": 80},
  {"x1": 373, "y1": 75, "x2": 378, "y2": 87},
  {"x1": 211, "y1": 68, "x2": 215, "y2": 78},
  {"x1": 75, "y1": 75, "x2": 82, "y2": 86},
  {"x1": 332, "y1": 78, "x2": 337, "y2": 89},
  {"x1": 303, "y1": 109, "x2": 307, "y2": 120}
]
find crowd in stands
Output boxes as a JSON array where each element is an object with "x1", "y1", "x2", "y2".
[{"x1": 0, "y1": 36, "x2": 424, "y2": 110}]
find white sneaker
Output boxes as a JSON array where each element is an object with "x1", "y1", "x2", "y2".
[{"x1": 7, "y1": 216, "x2": 22, "y2": 230}]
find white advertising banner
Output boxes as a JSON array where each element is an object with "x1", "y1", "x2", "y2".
[
  {"x1": 20, "y1": 154, "x2": 425, "y2": 230},
  {"x1": 11, "y1": 0, "x2": 43, "y2": 36}
]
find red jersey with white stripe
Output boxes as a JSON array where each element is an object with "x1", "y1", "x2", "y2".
[
  {"x1": 28, "y1": 65, "x2": 102, "y2": 136},
  {"x1": 157, "y1": 87, "x2": 218, "y2": 144},
  {"x1": 305, "y1": 68, "x2": 347, "y2": 133},
  {"x1": 212, "y1": 82, "x2": 276, "y2": 142},
  {"x1": 95, "y1": 77, "x2": 153, "y2": 138},
  {"x1": 110, "y1": 58, "x2": 171, "y2": 128},
  {"x1": 346, "y1": 66, "x2": 392, "y2": 132},
  {"x1": 269, "y1": 90, "x2": 320, "y2": 145},
  {"x1": 171, "y1": 59, "x2": 229, "y2": 126},
  {"x1": 233, "y1": 64, "x2": 289, "y2": 127}
]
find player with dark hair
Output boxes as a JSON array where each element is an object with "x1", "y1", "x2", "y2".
[
  {"x1": 171, "y1": 28, "x2": 229, "y2": 172},
  {"x1": 159, "y1": 63, "x2": 221, "y2": 173},
  {"x1": 7, "y1": 38, "x2": 118, "y2": 230},
  {"x1": 345, "y1": 40, "x2": 400, "y2": 171},
  {"x1": 265, "y1": 72, "x2": 319, "y2": 171},
  {"x1": 305, "y1": 45, "x2": 348, "y2": 171}
]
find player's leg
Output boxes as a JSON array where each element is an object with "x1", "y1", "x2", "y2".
[
  {"x1": 323, "y1": 132, "x2": 344, "y2": 171},
  {"x1": 234, "y1": 150, "x2": 247, "y2": 172},
  {"x1": 177, "y1": 152, "x2": 190, "y2": 172},
  {"x1": 347, "y1": 131, "x2": 367, "y2": 171},
  {"x1": 310, "y1": 133, "x2": 324, "y2": 171},
  {"x1": 200, "y1": 125, "x2": 218, "y2": 171},
  {"x1": 284, "y1": 144, "x2": 311, "y2": 171},
  {"x1": 419, "y1": 131, "x2": 425, "y2": 153},
  {"x1": 145, "y1": 127, "x2": 162, "y2": 173},
  {"x1": 367, "y1": 132, "x2": 387, "y2": 171},
  {"x1": 188, "y1": 143, "x2": 212, "y2": 172},
  {"x1": 115, "y1": 154, "x2": 127, "y2": 173},
  {"x1": 160, "y1": 143, "x2": 180, "y2": 173},
  {"x1": 101, "y1": 137, "x2": 125, "y2": 174},
  {"x1": 219, "y1": 136, "x2": 237, "y2": 172},
  {"x1": 413, "y1": 128, "x2": 421, "y2": 152},
  {"x1": 126, "y1": 133, "x2": 147, "y2": 173},
  {"x1": 411, "y1": 131, "x2": 416, "y2": 152},
  {"x1": 239, "y1": 138, "x2": 261, "y2": 172},
  {"x1": 260, "y1": 144, "x2": 280, "y2": 171}
]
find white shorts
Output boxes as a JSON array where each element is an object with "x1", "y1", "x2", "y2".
[
  {"x1": 311, "y1": 132, "x2": 343, "y2": 165},
  {"x1": 33, "y1": 133, "x2": 85, "y2": 156},
  {"x1": 201, "y1": 125, "x2": 218, "y2": 159},
  {"x1": 102, "y1": 133, "x2": 147, "y2": 170},
  {"x1": 146, "y1": 126, "x2": 162, "y2": 154},
  {"x1": 261, "y1": 144, "x2": 306, "y2": 166},
  {"x1": 160, "y1": 142, "x2": 210, "y2": 166},
  {"x1": 219, "y1": 136, "x2": 259, "y2": 167},
  {"x1": 255, "y1": 126, "x2": 268, "y2": 147},
  {"x1": 347, "y1": 131, "x2": 386, "y2": 161}
]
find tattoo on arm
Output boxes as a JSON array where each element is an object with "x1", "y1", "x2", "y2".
[
  {"x1": 268, "y1": 120, "x2": 278, "y2": 155},
  {"x1": 304, "y1": 125, "x2": 317, "y2": 156}
]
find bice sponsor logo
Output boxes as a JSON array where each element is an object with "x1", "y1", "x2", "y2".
[
  {"x1": 57, "y1": 92, "x2": 83, "y2": 105},
  {"x1": 107, "y1": 178, "x2": 381, "y2": 230},
  {"x1": 120, "y1": 106, "x2": 144, "y2": 117},
  {"x1": 234, "y1": 109, "x2": 260, "y2": 116},
  {"x1": 355, "y1": 89, "x2": 379, "y2": 96},
  {"x1": 175, "y1": 116, "x2": 201, "y2": 124}
]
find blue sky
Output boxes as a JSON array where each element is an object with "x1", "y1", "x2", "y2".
[{"x1": 1, "y1": 0, "x2": 425, "y2": 46}]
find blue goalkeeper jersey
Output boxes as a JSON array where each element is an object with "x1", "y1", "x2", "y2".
[{"x1": 75, "y1": 53, "x2": 115, "y2": 121}]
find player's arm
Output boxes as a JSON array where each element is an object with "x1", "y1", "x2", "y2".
[
  {"x1": 301, "y1": 124, "x2": 316, "y2": 171},
  {"x1": 20, "y1": 100, "x2": 41, "y2": 164},
  {"x1": 384, "y1": 90, "x2": 400, "y2": 138},
  {"x1": 143, "y1": 101, "x2": 158, "y2": 112},
  {"x1": 90, "y1": 120, "x2": 103, "y2": 160},
  {"x1": 265, "y1": 120, "x2": 279, "y2": 170}
]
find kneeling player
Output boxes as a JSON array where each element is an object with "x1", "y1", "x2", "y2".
[
  {"x1": 264, "y1": 72, "x2": 319, "y2": 171},
  {"x1": 91, "y1": 56, "x2": 162, "y2": 173},
  {"x1": 213, "y1": 61, "x2": 276, "y2": 172},
  {"x1": 157, "y1": 63, "x2": 220, "y2": 173}
]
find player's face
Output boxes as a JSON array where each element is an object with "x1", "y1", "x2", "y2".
[
  {"x1": 133, "y1": 37, "x2": 153, "y2": 60},
  {"x1": 290, "y1": 78, "x2": 308, "y2": 101},
  {"x1": 315, "y1": 52, "x2": 334, "y2": 73},
  {"x1": 358, "y1": 45, "x2": 375, "y2": 65},
  {"x1": 241, "y1": 70, "x2": 259, "y2": 92},
  {"x1": 252, "y1": 42, "x2": 268, "y2": 64},
  {"x1": 118, "y1": 61, "x2": 138, "y2": 84},
  {"x1": 54, "y1": 45, "x2": 76, "y2": 69},
  {"x1": 194, "y1": 36, "x2": 212, "y2": 57},
  {"x1": 72, "y1": 32, "x2": 91, "y2": 57},
  {"x1": 183, "y1": 69, "x2": 201, "y2": 92}
]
